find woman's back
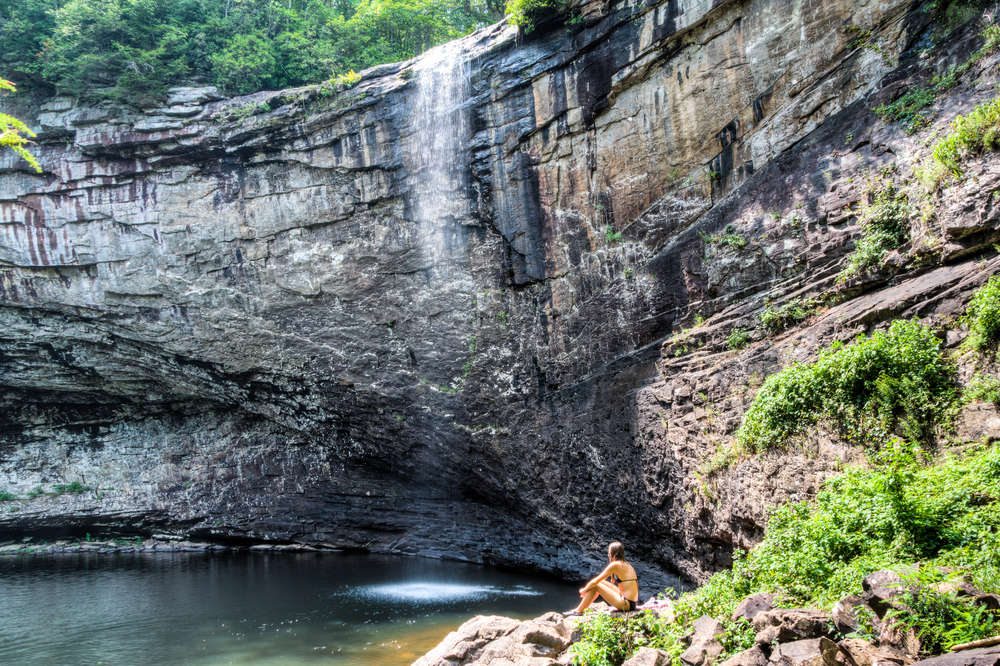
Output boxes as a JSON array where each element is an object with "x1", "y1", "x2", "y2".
[{"x1": 612, "y1": 561, "x2": 638, "y2": 601}]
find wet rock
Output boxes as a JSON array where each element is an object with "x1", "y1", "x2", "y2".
[
  {"x1": 681, "y1": 615, "x2": 726, "y2": 666},
  {"x1": 837, "y1": 639, "x2": 912, "y2": 666},
  {"x1": 753, "y1": 609, "x2": 834, "y2": 645},
  {"x1": 769, "y1": 638, "x2": 844, "y2": 666},
  {"x1": 734, "y1": 594, "x2": 778, "y2": 623}
]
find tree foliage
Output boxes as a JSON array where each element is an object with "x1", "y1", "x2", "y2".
[
  {"x1": 736, "y1": 320, "x2": 956, "y2": 453},
  {"x1": 0, "y1": 78, "x2": 41, "y2": 172},
  {"x1": 0, "y1": 0, "x2": 504, "y2": 102}
]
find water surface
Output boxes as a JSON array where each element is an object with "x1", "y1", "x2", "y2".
[{"x1": 0, "y1": 551, "x2": 577, "y2": 665}]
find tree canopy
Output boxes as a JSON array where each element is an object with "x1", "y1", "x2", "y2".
[
  {"x1": 0, "y1": 0, "x2": 504, "y2": 104},
  {"x1": 0, "y1": 78, "x2": 41, "y2": 172}
]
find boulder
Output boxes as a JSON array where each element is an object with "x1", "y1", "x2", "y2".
[
  {"x1": 753, "y1": 609, "x2": 835, "y2": 645},
  {"x1": 932, "y1": 580, "x2": 982, "y2": 599},
  {"x1": 975, "y1": 594, "x2": 1000, "y2": 611},
  {"x1": 681, "y1": 615, "x2": 726, "y2": 666},
  {"x1": 831, "y1": 596, "x2": 871, "y2": 635},
  {"x1": 734, "y1": 594, "x2": 779, "y2": 623},
  {"x1": 721, "y1": 646, "x2": 771, "y2": 666},
  {"x1": 414, "y1": 612, "x2": 574, "y2": 665},
  {"x1": 838, "y1": 638, "x2": 913, "y2": 666},
  {"x1": 862, "y1": 571, "x2": 906, "y2": 617},
  {"x1": 877, "y1": 620, "x2": 921, "y2": 657},
  {"x1": 769, "y1": 638, "x2": 844, "y2": 666},
  {"x1": 414, "y1": 615, "x2": 520, "y2": 665},
  {"x1": 624, "y1": 647, "x2": 674, "y2": 665},
  {"x1": 908, "y1": 646, "x2": 1000, "y2": 666},
  {"x1": 506, "y1": 612, "x2": 576, "y2": 655}
]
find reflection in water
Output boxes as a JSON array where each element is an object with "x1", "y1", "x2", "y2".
[
  {"x1": 356, "y1": 582, "x2": 545, "y2": 603},
  {"x1": 0, "y1": 552, "x2": 575, "y2": 665}
]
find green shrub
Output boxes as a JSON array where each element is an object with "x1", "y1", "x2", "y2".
[
  {"x1": 887, "y1": 570, "x2": 1000, "y2": 654},
  {"x1": 573, "y1": 444, "x2": 1000, "y2": 663},
  {"x1": 604, "y1": 225, "x2": 623, "y2": 244},
  {"x1": 571, "y1": 611, "x2": 677, "y2": 665},
  {"x1": 53, "y1": 481, "x2": 90, "y2": 495},
  {"x1": 737, "y1": 320, "x2": 956, "y2": 452},
  {"x1": 964, "y1": 373, "x2": 1000, "y2": 404},
  {"x1": 727, "y1": 328, "x2": 752, "y2": 351},
  {"x1": 931, "y1": 97, "x2": 1000, "y2": 176},
  {"x1": 700, "y1": 442, "x2": 1000, "y2": 607},
  {"x1": 702, "y1": 225, "x2": 748, "y2": 251},
  {"x1": 330, "y1": 69, "x2": 361, "y2": 89},
  {"x1": 0, "y1": 490, "x2": 16, "y2": 501},
  {"x1": 838, "y1": 184, "x2": 910, "y2": 280},
  {"x1": 719, "y1": 617, "x2": 757, "y2": 659},
  {"x1": 758, "y1": 298, "x2": 818, "y2": 335},
  {"x1": 875, "y1": 24, "x2": 1000, "y2": 134},
  {"x1": 505, "y1": 0, "x2": 567, "y2": 32},
  {"x1": 963, "y1": 274, "x2": 1000, "y2": 350}
]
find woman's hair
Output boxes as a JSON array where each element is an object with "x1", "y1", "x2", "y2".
[{"x1": 608, "y1": 541, "x2": 625, "y2": 561}]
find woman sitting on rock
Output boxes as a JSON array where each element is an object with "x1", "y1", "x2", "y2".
[{"x1": 565, "y1": 541, "x2": 639, "y2": 616}]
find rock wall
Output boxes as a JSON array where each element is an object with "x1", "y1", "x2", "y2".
[{"x1": 2, "y1": 0, "x2": 999, "y2": 586}]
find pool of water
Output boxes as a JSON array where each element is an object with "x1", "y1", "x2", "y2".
[{"x1": 0, "y1": 551, "x2": 578, "y2": 665}]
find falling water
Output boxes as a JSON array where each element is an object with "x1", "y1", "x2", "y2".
[{"x1": 409, "y1": 40, "x2": 473, "y2": 264}]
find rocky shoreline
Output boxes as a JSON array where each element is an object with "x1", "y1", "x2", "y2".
[
  {"x1": 0, "y1": 536, "x2": 346, "y2": 555},
  {"x1": 415, "y1": 570, "x2": 1000, "y2": 666}
]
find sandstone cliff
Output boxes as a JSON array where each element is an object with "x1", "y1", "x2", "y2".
[{"x1": 2, "y1": 0, "x2": 998, "y2": 586}]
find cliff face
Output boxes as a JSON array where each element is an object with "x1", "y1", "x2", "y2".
[{"x1": 2, "y1": 0, "x2": 998, "y2": 584}]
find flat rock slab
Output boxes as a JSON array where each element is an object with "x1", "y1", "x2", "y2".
[{"x1": 910, "y1": 647, "x2": 1000, "y2": 666}]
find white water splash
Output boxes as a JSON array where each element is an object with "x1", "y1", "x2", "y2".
[
  {"x1": 354, "y1": 582, "x2": 543, "y2": 603},
  {"x1": 408, "y1": 40, "x2": 472, "y2": 263}
]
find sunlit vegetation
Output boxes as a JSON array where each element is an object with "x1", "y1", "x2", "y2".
[
  {"x1": 0, "y1": 0, "x2": 504, "y2": 103},
  {"x1": 573, "y1": 442, "x2": 1000, "y2": 665},
  {"x1": 736, "y1": 320, "x2": 955, "y2": 453},
  {"x1": 838, "y1": 183, "x2": 910, "y2": 280}
]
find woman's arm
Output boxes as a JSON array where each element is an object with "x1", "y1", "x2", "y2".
[{"x1": 581, "y1": 563, "x2": 617, "y2": 592}]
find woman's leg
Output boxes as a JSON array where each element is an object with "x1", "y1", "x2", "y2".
[{"x1": 575, "y1": 581, "x2": 628, "y2": 612}]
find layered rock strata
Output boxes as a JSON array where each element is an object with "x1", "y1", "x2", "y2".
[{"x1": 2, "y1": 0, "x2": 999, "y2": 586}]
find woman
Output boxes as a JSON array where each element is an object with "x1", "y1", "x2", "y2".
[{"x1": 565, "y1": 541, "x2": 639, "y2": 616}]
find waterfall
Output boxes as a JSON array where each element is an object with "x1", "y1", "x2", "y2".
[{"x1": 408, "y1": 40, "x2": 472, "y2": 264}]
